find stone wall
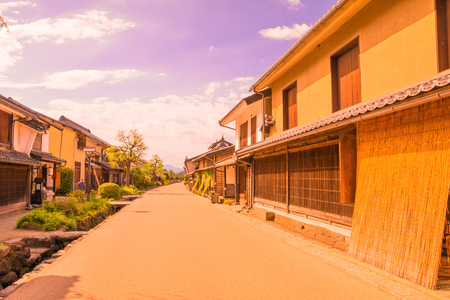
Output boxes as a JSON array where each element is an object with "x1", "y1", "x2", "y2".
[{"x1": 0, "y1": 232, "x2": 86, "y2": 295}]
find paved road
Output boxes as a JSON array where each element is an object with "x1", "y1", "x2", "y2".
[{"x1": 9, "y1": 183, "x2": 398, "y2": 300}]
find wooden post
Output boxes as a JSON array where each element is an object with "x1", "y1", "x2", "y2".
[
  {"x1": 340, "y1": 134, "x2": 357, "y2": 204},
  {"x1": 286, "y1": 153, "x2": 289, "y2": 213},
  {"x1": 235, "y1": 165, "x2": 239, "y2": 202}
]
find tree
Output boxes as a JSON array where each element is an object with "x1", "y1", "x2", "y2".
[
  {"x1": 0, "y1": 15, "x2": 8, "y2": 31},
  {"x1": 146, "y1": 154, "x2": 164, "y2": 181},
  {"x1": 107, "y1": 129, "x2": 148, "y2": 186}
]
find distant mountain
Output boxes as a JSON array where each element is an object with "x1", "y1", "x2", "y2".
[{"x1": 164, "y1": 164, "x2": 184, "y2": 173}]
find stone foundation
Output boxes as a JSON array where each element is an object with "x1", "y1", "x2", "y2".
[{"x1": 248, "y1": 207, "x2": 350, "y2": 251}]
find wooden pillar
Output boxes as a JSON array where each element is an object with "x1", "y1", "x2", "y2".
[
  {"x1": 286, "y1": 153, "x2": 289, "y2": 213},
  {"x1": 340, "y1": 134, "x2": 357, "y2": 204},
  {"x1": 236, "y1": 165, "x2": 239, "y2": 202}
]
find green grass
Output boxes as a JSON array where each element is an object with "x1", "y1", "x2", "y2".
[{"x1": 16, "y1": 191, "x2": 114, "y2": 231}]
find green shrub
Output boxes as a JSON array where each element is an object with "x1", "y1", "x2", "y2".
[
  {"x1": 98, "y1": 183, "x2": 122, "y2": 200},
  {"x1": 56, "y1": 167, "x2": 74, "y2": 196},
  {"x1": 16, "y1": 194, "x2": 113, "y2": 231}
]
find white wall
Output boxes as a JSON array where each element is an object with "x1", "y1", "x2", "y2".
[
  {"x1": 41, "y1": 132, "x2": 49, "y2": 152},
  {"x1": 14, "y1": 122, "x2": 38, "y2": 155},
  {"x1": 226, "y1": 165, "x2": 235, "y2": 184}
]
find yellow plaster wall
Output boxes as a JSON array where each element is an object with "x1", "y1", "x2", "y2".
[
  {"x1": 235, "y1": 101, "x2": 263, "y2": 149},
  {"x1": 59, "y1": 126, "x2": 85, "y2": 182},
  {"x1": 267, "y1": 0, "x2": 437, "y2": 136},
  {"x1": 48, "y1": 126, "x2": 62, "y2": 158}
]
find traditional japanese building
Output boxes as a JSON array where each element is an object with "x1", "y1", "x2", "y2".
[{"x1": 219, "y1": 0, "x2": 450, "y2": 289}]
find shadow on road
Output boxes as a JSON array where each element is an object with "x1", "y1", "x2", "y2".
[{"x1": 10, "y1": 275, "x2": 82, "y2": 300}]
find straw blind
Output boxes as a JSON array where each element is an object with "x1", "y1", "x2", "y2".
[{"x1": 349, "y1": 98, "x2": 450, "y2": 289}]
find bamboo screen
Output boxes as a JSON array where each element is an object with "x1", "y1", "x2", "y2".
[
  {"x1": 349, "y1": 98, "x2": 450, "y2": 289},
  {"x1": 254, "y1": 154, "x2": 286, "y2": 204},
  {"x1": 289, "y1": 144, "x2": 353, "y2": 218}
]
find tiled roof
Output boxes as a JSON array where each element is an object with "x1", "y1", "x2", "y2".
[
  {"x1": 0, "y1": 149, "x2": 42, "y2": 166},
  {"x1": 208, "y1": 136, "x2": 233, "y2": 150},
  {"x1": 190, "y1": 144, "x2": 235, "y2": 162},
  {"x1": 214, "y1": 157, "x2": 236, "y2": 168},
  {"x1": 238, "y1": 70, "x2": 450, "y2": 155},
  {"x1": 0, "y1": 94, "x2": 40, "y2": 119},
  {"x1": 30, "y1": 150, "x2": 66, "y2": 164},
  {"x1": 0, "y1": 95, "x2": 48, "y2": 132},
  {"x1": 95, "y1": 160, "x2": 123, "y2": 171},
  {"x1": 250, "y1": 0, "x2": 348, "y2": 92},
  {"x1": 59, "y1": 116, "x2": 111, "y2": 147}
]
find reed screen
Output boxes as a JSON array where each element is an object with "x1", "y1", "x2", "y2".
[{"x1": 349, "y1": 98, "x2": 450, "y2": 289}]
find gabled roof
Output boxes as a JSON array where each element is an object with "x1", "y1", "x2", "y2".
[
  {"x1": 238, "y1": 70, "x2": 450, "y2": 155},
  {"x1": 208, "y1": 135, "x2": 233, "y2": 150},
  {"x1": 59, "y1": 116, "x2": 111, "y2": 147},
  {"x1": 0, "y1": 94, "x2": 48, "y2": 132},
  {"x1": 219, "y1": 89, "x2": 271, "y2": 126},
  {"x1": 0, "y1": 149, "x2": 42, "y2": 167}
]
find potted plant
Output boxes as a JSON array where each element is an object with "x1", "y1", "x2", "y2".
[{"x1": 208, "y1": 190, "x2": 219, "y2": 203}]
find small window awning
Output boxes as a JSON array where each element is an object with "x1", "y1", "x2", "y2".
[
  {"x1": 30, "y1": 150, "x2": 66, "y2": 165},
  {"x1": 214, "y1": 157, "x2": 237, "y2": 168},
  {"x1": 85, "y1": 161, "x2": 101, "y2": 169}
]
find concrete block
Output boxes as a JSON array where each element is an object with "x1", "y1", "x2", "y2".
[{"x1": 334, "y1": 242, "x2": 349, "y2": 252}]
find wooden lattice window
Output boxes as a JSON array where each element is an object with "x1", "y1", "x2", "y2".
[
  {"x1": 283, "y1": 83, "x2": 297, "y2": 131},
  {"x1": 0, "y1": 165, "x2": 28, "y2": 207},
  {"x1": 332, "y1": 39, "x2": 361, "y2": 112},
  {"x1": 240, "y1": 121, "x2": 248, "y2": 148},
  {"x1": 77, "y1": 136, "x2": 86, "y2": 150},
  {"x1": 251, "y1": 116, "x2": 257, "y2": 144},
  {"x1": 0, "y1": 110, "x2": 12, "y2": 146},
  {"x1": 254, "y1": 154, "x2": 286, "y2": 204}
]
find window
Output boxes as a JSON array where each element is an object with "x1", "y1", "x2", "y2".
[
  {"x1": 240, "y1": 121, "x2": 248, "y2": 148},
  {"x1": 32, "y1": 133, "x2": 42, "y2": 151},
  {"x1": 0, "y1": 109, "x2": 12, "y2": 147},
  {"x1": 251, "y1": 116, "x2": 257, "y2": 144},
  {"x1": 331, "y1": 39, "x2": 361, "y2": 112},
  {"x1": 436, "y1": 0, "x2": 450, "y2": 71},
  {"x1": 283, "y1": 83, "x2": 297, "y2": 131},
  {"x1": 77, "y1": 136, "x2": 86, "y2": 149}
]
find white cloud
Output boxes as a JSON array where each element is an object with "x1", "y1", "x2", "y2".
[
  {"x1": 259, "y1": 23, "x2": 310, "y2": 40},
  {"x1": 204, "y1": 81, "x2": 220, "y2": 96},
  {"x1": 0, "y1": 1, "x2": 35, "y2": 14},
  {"x1": 157, "y1": 73, "x2": 166, "y2": 76},
  {"x1": 209, "y1": 46, "x2": 217, "y2": 51},
  {"x1": 0, "y1": 68, "x2": 144, "y2": 90},
  {"x1": 283, "y1": 0, "x2": 303, "y2": 10},
  {"x1": 0, "y1": 10, "x2": 136, "y2": 73},
  {"x1": 33, "y1": 76, "x2": 254, "y2": 166},
  {"x1": 234, "y1": 76, "x2": 254, "y2": 82},
  {"x1": 93, "y1": 97, "x2": 109, "y2": 103}
]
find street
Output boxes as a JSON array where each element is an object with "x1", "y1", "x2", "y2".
[{"x1": 8, "y1": 183, "x2": 398, "y2": 300}]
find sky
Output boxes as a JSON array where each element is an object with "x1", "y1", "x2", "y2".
[{"x1": 0, "y1": 0, "x2": 337, "y2": 169}]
